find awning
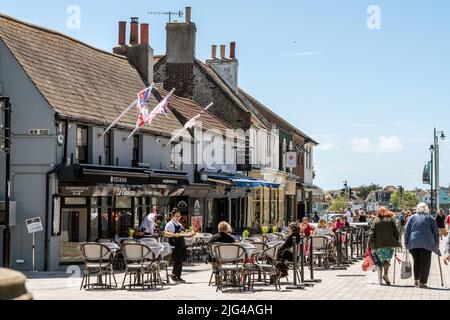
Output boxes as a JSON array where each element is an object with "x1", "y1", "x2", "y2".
[
  {"x1": 207, "y1": 175, "x2": 280, "y2": 189},
  {"x1": 149, "y1": 170, "x2": 189, "y2": 186}
]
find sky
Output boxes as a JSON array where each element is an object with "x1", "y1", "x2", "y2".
[{"x1": 1, "y1": 0, "x2": 450, "y2": 190}]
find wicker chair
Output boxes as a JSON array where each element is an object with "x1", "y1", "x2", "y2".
[
  {"x1": 121, "y1": 243, "x2": 157, "y2": 290},
  {"x1": 213, "y1": 244, "x2": 248, "y2": 292},
  {"x1": 251, "y1": 244, "x2": 282, "y2": 291},
  {"x1": 79, "y1": 243, "x2": 117, "y2": 290}
]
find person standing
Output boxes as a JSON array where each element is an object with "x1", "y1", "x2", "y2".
[
  {"x1": 359, "y1": 210, "x2": 367, "y2": 223},
  {"x1": 164, "y1": 208, "x2": 195, "y2": 283},
  {"x1": 368, "y1": 207, "x2": 402, "y2": 286},
  {"x1": 345, "y1": 208, "x2": 354, "y2": 224},
  {"x1": 436, "y1": 209, "x2": 447, "y2": 240},
  {"x1": 300, "y1": 217, "x2": 314, "y2": 238},
  {"x1": 446, "y1": 211, "x2": 450, "y2": 232},
  {"x1": 313, "y1": 212, "x2": 320, "y2": 223},
  {"x1": 404, "y1": 203, "x2": 440, "y2": 288},
  {"x1": 141, "y1": 210, "x2": 156, "y2": 236},
  {"x1": 353, "y1": 209, "x2": 361, "y2": 223}
]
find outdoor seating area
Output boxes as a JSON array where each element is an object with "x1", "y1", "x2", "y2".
[{"x1": 79, "y1": 238, "x2": 174, "y2": 291}]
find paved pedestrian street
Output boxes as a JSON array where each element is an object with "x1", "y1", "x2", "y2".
[{"x1": 25, "y1": 243, "x2": 450, "y2": 300}]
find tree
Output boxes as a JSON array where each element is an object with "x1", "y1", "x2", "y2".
[
  {"x1": 391, "y1": 190, "x2": 420, "y2": 211},
  {"x1": 329, "y1": 195, "x2": 350, "y2": 213},
  {"x1": 356, "y1": 183, "x2": 382, "y2": 200}
]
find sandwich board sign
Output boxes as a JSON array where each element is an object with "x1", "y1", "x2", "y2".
[{"x1": 26, "y1": 217, "x2": 43, "y2": 234}]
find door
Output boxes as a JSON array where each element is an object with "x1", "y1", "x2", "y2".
[{"x1": 60, "y1": 208, "x2": 88, "y2": 263}]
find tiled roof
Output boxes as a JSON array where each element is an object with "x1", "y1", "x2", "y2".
[
  {"x1": 238, "y1": 88, "x2": 318, "y2": 145},
  {"x1": 0, "y1": 13, "x2": 183, "y2": 136},
  {"x1": 154, "y1": 86, "x2": 242, "y2": 139}
]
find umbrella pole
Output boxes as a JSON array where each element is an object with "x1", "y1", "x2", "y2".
[
  {"x1": 438, "y1": 254, "x2": 444, "y2": 287},
  {"x1": 393, "y1": 247, "x2": 396, "y2": 285}
]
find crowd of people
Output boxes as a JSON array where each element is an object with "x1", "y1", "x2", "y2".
[{"x1": 136, "y1": 203, "x2": 450, "y2": 289}]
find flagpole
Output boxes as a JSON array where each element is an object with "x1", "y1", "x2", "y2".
[
  {"x1": 100, "y1": 100, "x2": 137, "y2": 138},
  {"x1": 125, "y1": 126, "x2": 140, "y2": 141}
]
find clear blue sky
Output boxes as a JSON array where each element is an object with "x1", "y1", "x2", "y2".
[{"x1": 1, "y1": 0, "x2": 450, "y2": 190}]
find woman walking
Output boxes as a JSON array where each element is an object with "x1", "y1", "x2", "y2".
[
  {"x1": 404, "y1": 203, "x2": 440, "y2": 288},
  {"x1": 368, "y1": 207, "x2": 402, "y2": 285},
  {"x1": 436, "y1": 209, "x2": 448, "y2": 240}
]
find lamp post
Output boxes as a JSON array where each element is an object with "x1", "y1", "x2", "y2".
[
  {"x1": 433, "y1": 128, "x2": 445, "y2": 213},
  {"x1": 0, "y1": 97, "x2": 11, "y2": 268}
]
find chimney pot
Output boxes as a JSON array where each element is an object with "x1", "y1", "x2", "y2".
[
  {"x1": 130, "y1": 17, "x2": 139, "y2": 45},
  {"x1": 211, "y1": 45, "x2": 217, "y2": 60},
  {"x1": 186, "y1": 7, "x2": 192, "y2": 23},
  {"x1": 220, "y1": 45, "x2": 226, "y2": 60},
  {"x1": 230, "y1": 41, "x2": 236, "y2": 59},
  {"x1": 118, "y1": 21, "x2": 126, "y2": 46},
  {"x1": 140, "y1": 23, "x2": 149, "y2": 45}
]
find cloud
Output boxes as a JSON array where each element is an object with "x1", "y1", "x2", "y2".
[
  {"x1": 376, "y1": 136, "x2": 405, "y2": 153},
  {"x1": 316, "y1": 142, "x2": 337, "y2": 151},
  {"x1": 284, "y1": 51, "x2": 323, "y2": 57},
  {"x1": 351, "y1": 123, "x2": 376, "y2": 128},
  {"x1": 351, "y1": 136, "x2": 405, "y2": 154},
  {"x1": 352, "y1": 137, "x2": 372, "y2": 153}
]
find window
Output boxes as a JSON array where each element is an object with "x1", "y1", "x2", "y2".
[
  {"x1": 104, "y1": 131, "x2": 112, "y2": 166},
  {"x1": 76, "y1": 126, "x2": 88, "y2": 164},
  {"x1": 133, "y1": 135, "x2": 141, "y2": 165}
]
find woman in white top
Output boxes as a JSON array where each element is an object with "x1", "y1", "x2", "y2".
[{"x1": 313, "y1": 219, "x2": 335, "y2": 238}]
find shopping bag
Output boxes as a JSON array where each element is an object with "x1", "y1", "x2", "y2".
[
  {"x1": 362, "y1": 248, "x2": 374, "y2": 272},
  {"x1": 401, "y1": 253, "x2": 412, "y2": 279}
]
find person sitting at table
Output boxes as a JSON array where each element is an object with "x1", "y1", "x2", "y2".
[
  {"x1": 300, "y1": 217, "x2": 314, "y2": 238},
  {"x1": 332, "y1": 217, "x2": 345, "y2": 233},
  {"x1": 342, "y1": 216, "x2": 351, "y2": 228},
  {"x1": 210, "y1": 222, "x2": 236, "y2": 244},
  {"x1": 313, "y1": 219, "x2": 335, "y2": 238},
  {"x1": 275, "y1": 222, "x2": 302, "y2": 278}
]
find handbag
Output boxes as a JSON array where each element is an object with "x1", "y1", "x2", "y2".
[
  {"x1": 362, "y1": 248, "x2": 375, "y2": 272},
  {"x1": 401, "y1": 252, "x2": 412, "y2": 279}
]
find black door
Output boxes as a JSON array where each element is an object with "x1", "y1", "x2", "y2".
[{"x1": 297, "y1": 203, "x2": 306, "y2": 221}]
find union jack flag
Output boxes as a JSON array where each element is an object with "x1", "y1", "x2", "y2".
[{"x1": 135, "y1": 85, "x2": 153, "y2": 129}]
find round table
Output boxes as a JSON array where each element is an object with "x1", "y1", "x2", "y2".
[
  {"x1": 102, "y1": 243, "x2": 120, "y2": 253},
  {"x1": 239, "y1": 242, "x2": 257, "y2": 257}
]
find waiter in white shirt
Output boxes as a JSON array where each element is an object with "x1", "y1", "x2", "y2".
[
  {"x1": 141, "y1": 206, "x2": 158, "y2": 236},
  {"x1": 165, "y1": 208, "x2": 195, "y2": 283}
]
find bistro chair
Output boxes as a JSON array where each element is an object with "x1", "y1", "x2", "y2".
[
  {"x1": 158, "y1": 242, "x2": 174, "y2": 284},
  {"x1": 251, "y1": 244, "x2": 282, "y2": 291},
  {"x1": 213, "y1": 244, "x2": 248, "y2": 292},
  {"x1": 207, "y1": 243, "x2": 222, "y2": 287},
  {"x1": 79, "y1": 243, "x2": 117, "y2": 290},
  {"x1": 184, "y1": 237, "x2": 196, "y2": 265},
  {"x1": 309, "y1": 236, "x2": 331, "y2": 269},
  {"x1": 121, "y1": 243, "x2": 157, "y2": 290}
]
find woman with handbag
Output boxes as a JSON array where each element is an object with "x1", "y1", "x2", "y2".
[
  {"x1": 368, "y1": 207, "x2": 402, "y2": 285},
  {"x1": 404, "y1": 203, "x2": 440, "y2": 288}
]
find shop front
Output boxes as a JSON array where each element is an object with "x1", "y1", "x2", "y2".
[
  {"x1": 247, "y1": 169, "x2": 286, "y2": 232},
  {"x1": 55, "y1": 164, "x2": 188, "y2": 264}
]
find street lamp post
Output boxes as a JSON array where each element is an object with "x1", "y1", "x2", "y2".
[
  {"x1": 430, "y1": 145, "x2": 435, "y2": 215},
  {"x1": 433, "y1": 128, "x2": 445, "y2": 213}
]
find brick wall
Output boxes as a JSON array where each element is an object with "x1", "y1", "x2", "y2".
[{"x1": 164, "y1": 63, "x2": 195, "y2": 98}]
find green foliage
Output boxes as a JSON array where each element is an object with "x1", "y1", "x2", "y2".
[
  {"x1": 391, "y1": 190, "x2": 420, "y2": 210},
  {"x1": 242, "y1": 229, "x2": 250, "y2": 239},
  {"x1": 329, "y1": 195, "x2": 350, "y2": 213},
  {"x1": 272, "y1": 226, "x2": 278, "y2": 233},
  {"x1": 356, "y1": 183, "x2": 382, "y2": 200},
  {"x1": 262, "y1": 226, "x2": 269, "y2": 234}
]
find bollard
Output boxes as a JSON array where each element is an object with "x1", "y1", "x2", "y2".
[{"x1": 0, "y1": 268, "x2": 33, "y2": 300}]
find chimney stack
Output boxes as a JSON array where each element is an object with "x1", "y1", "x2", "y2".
[
  {"x1": 230, "y1": 42, "x2": 236, "y2": 59},
  {"x1": 220, "y1": 45, "x2": 226, "y2": 60},
  {"x1": 211, "y1": 45, "x2": 217, "y2": 60},
  {"x1": 186, "y1": 7, "x2": 192, "y2": 23},
  {"x1": 118, "y1": 21, "x2": 126, "y2": 45},
  {"x1": 140, "y1": 23, "x2": 149, "y2": 45},
  {"x1": 130, "y1": 17, "x2": 139, "y2": 45}
]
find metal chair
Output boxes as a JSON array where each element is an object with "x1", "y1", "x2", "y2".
[
  {"x1": 121, "y1": 243, "x2": 156, "y2": 290},
  {"x1": 309, "y1": 236, "x2": 331, "y2": 269},
  {"x1": 79, "y1": 243, "x2": 117, "y2": 290},
  {"x1": 251, "y1": 244, "x2": 282, "y2": 291},
  {"x1": 213, "y1": 244, "x2": 248, "y2": 292}
]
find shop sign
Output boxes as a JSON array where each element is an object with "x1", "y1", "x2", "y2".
[
  {"x1": 26, "y1": 217, "x2": 43, "y2": 234},
  {"x1": 177, "y1": 200, "x2": 188, "y2": 209},
  {"x1": 110, "y1": 176, "x2": 127, "y2": 184},
  {"x1": 285, "y1": 181, "x2": 297, "y2": 195},
  {"x1": 60, "y1": 186, "x2": 94, "y2": 197},
  {"x1": 286, "y1": 151, "x2": 297, "y2": 168},
  {"x1": 194, "y1": 200, "x2": 201, "y2": 215}
]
